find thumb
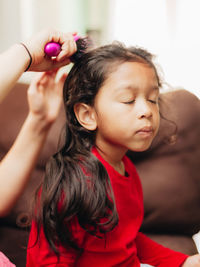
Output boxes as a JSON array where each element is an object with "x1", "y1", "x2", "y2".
[{"x1": 57, "y1": 72, "x2": 68, "y2": 90}]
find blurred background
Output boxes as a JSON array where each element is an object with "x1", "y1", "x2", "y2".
[
  {"x1": 0, "y1": 0, "x2": 200, "y2": 98},
  {"x1": 0, "y1": 0, "x2": 200, "y2": 97},
  {"x1": 0, "y1": 0, "x2": 200, "y2": 252}
]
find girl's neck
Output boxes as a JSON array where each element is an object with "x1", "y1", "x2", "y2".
[{"x1": 94, "y1": 144, "x2": 127, "y2": 176}]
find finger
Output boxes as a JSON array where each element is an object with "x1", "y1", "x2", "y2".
[
  {"x1": 67, "y1": 38, "x2": 77, "y2": 57},
  {"x1": 33, "y1": 71, "x2": 56, "y2": 93},
  {"x1": 45, "y1": 68, "x2": 59, "y2": 77},
  {"x1": 56, "y1": 43, "x2": 72, "y2": 61},
  {"x1": 51, "y1": 32, "x2": 74, "y2": 48},
  {"x1": 54, "y1": 72, "x2": 67, "y2": 92},
  {"x1": 57, "y1": 72, "x2": 68, "y2": 88},
  {"x1": 28, "y1": 72, "x2": 46, "y2": 94},
  {"x1": 33, "y1": 72, "x2": 46, "y2": 85},
  {"x1": 56, "y1": 35, "x2": 77, "y2": 61},
  {"x1": 60, "y1": 72, "x2": 68, "y2": 81},
  {"x1": 59, "y1": 32, "x2": 75, "y2": 44},
  {"x1": 50, "y1": 57, "x2": 71, "y2": 68},
  {"x1": 45, "y1": 31, "x2": 77, "y2": 62},
  {"x1": 38, "y1": 72, "x2": 56, "y2": 89}
]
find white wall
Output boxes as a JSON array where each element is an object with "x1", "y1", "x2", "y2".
[
  {"x1": 0, "y1": 0, "x2": 21, "y2": 51},
  {"x1": 0, "y1": 0, "x2": 90, "y2": 82},
  {"x1": 108, "y1": 0, "x2": 200, "y2": 98}
]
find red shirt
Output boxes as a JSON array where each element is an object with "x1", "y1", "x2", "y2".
[{"x1": 26, "y1": 148, "x2": 188, "y2": 266}]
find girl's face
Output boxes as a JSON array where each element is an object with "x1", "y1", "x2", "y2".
[{"x1": 93, "y1": 61, "x2": 160, "y2": 159}]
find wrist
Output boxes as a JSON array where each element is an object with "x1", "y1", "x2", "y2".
[
  {"x1": 27, "y1": 112, "x2": 53, "y2": 134},
  {"x1": 19, "y1": 43, "x2": 32, "y2": 71},
  {"x1": 12, "y1": 44, "x2": 31, "y2": 72}
]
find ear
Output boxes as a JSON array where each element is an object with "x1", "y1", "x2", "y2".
[{"x1": 74, "y1": 103, "x2": 97, "y2": 131}]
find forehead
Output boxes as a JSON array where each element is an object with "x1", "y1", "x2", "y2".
[{"x1": 104, "y1": 61, "x2": 159, "y2": 91}]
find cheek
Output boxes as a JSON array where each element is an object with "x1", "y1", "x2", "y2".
[
  {"x1": 97, "y1": 109, "x2": 119, "y2": 128},
  {"x1": 96, "y1": 101, "x2": 121, "y2": 121},
  {"x1": 95, "y1": 105, "x2": 126, "y2": 135},
  {"x1": 154, "y1": 108, "x2": 160, "y2": 133}
]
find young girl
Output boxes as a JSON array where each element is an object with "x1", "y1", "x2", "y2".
[{"x1": 26, "y1": 42, "x2": 200, "y2": 266}]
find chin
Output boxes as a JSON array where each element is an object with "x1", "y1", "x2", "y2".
[{"x1": 130, "y1": 140, "x2": 153, "y2": 152}]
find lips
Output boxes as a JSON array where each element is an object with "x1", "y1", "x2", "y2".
[{"x1": 136, "y1": 126, "x2": 153, "y2": 137}]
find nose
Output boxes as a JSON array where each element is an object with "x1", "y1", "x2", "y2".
[{"x1": 135, "y1": 99, "x2": 152, "y2": 119}]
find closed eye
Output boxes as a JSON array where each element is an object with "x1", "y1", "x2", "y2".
[
  {"x1": 123, "y1": 100, "x2": 135, "y2": 104},
  {"x1": 148, "y1": 99, "x2": 158, "y2": 104}
]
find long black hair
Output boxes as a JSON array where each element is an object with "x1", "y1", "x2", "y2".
[{"x1": 35, "y1": 42, "x2": 161, "y2": 254}]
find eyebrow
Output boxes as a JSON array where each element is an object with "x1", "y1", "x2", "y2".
[{"x1": 121, "y1": 85, "x2": 159, "y2": 92}]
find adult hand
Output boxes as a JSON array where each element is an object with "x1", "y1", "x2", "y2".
[
  {"x1": 24, "y1": 28, "x2": 77, "y2": 72},
  {"x1": 27, "y1": 70, "x2": 67, "y2": 126}
]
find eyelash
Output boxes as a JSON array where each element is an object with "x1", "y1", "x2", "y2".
[
  {"x1": 123, "y1": 100, "x2": 135, "y2": 104},
  {"x1": 149, "y1": 99, "x2": 157, "y2": 104},
  {"x1": 123, "y1": 99, "x2": 158, "y2": 105}
]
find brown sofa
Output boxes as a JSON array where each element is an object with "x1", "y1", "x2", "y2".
[
  {"x1": 0, "y1": 83, "x2": 199, "y2": 266},
  {"x1": 128, "y1": 89, "x2": 200, "y2": 254}
]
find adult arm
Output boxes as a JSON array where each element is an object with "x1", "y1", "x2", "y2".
[
  {"x1": 0, "y1": 28, "x2": 76, "y2": 103},
  {"x1": 0, "y1": 43, "x2": 31, "y2": 102},
  {"x1": 0, "y1": 71, "x2": 67, "y2": 216}
]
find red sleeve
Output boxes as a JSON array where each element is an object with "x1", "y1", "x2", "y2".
[
  {"x1": 26, "y1": 221, "x2": 79, "y2": 267},
  {"x1": 135, "y1": 232, "x2": 189, "y2": 267}
]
